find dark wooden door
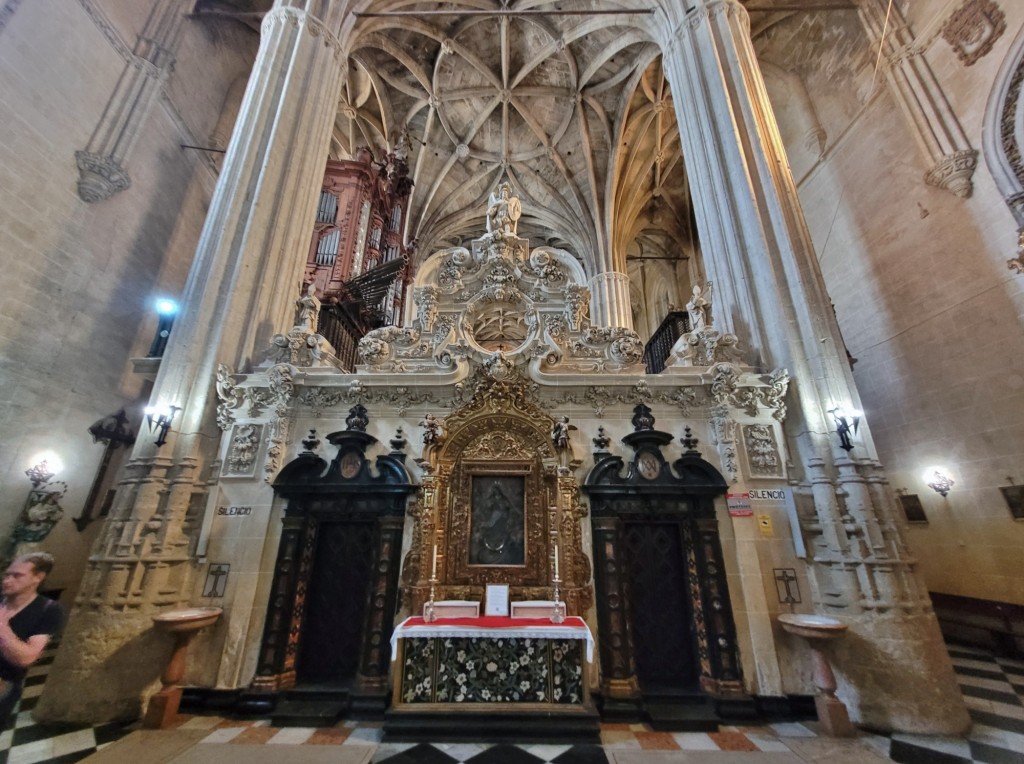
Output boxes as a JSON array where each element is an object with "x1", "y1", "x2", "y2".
[
  {"x1": 297, "y1": 521, "x2": 376, "y2": 684},
  {"x1": 622, "y1": 520, "x2": 699, "y2": 693}
]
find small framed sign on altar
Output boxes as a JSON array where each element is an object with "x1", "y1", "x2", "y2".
[{"x1": 485, "y1": 584, "x2": 509, "y2": 616}]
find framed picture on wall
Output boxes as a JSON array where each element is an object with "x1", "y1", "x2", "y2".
[{"x1": 469, "y1": 475, "x2": 526, "y2": 566}]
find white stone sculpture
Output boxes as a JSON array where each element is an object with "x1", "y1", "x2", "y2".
[
  {"x1": 295, "y1": 283, "x2": 321, "y2": 333},
  {"x1": 685, "y1": 281, "x2": 711, "y2": 332},
  {"x1": 485, "y1": 181, "x2": 522, "y2": 238}
]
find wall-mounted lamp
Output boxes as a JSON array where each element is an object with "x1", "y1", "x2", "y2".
[
  {"x1": 10, "y1": 452, "x2": 68, "y2": 557},
  {"x1": 25, "y1": 451, "x2": 63, "y2": 488},
  {"x1": 923, "y1": 467, "x2": 954, "y2": 497},
  {"x1": 147, "y1": 298, "x2": 179, "y2": 358},
  {"x1": 828, "y1": 406, "x2": 862, "y2": 451},
  {"x1": 145, "y1": 404, "x2": 182, "y2": 447}
]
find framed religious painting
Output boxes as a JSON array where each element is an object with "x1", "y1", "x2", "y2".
[{"x1": 468, "y1": 474, "x2": 526, "y2": 566}]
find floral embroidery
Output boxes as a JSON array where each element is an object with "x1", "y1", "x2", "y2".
[{"x1": 400, "y1": 637, "x2": 583, "y2": 704}]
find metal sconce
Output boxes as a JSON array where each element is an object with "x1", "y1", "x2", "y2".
[
  {"x1": 147, "y1": 298, "x2": 178, "y2": 358},
  {"x1": 145, "y1": 404, "x2": 182, "y2": 447},
  {"x1": 10, "y1": 453, "x2": 68, "y2": 557},
  {"x1": 924, "y1": 468, "x2": 954, "y2": 497},
  {"x1": 829, "y1": 406, "x2": 862, "y2": 451},
  {"x1": 25, "y1": 459, "x2": 57, "y2": 488}
]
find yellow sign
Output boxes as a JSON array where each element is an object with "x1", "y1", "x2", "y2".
[{"x1": 757, "y1": 513, "x2": 773, "y2": 537}]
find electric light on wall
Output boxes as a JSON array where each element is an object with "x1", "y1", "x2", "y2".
[
  {"x1": 9, "y1": 450, "x2": 69, "y2": 557},
  {"x1": 828, "y1": 406, "x2": 862, "y2": 451},
  {"x1": 147, "y1": 298, "x2": 179, "y2": 358},
  {"x1": 25, "y1": 451, "x2": 63, "y2": 487},
  {"x1": 145, "y1": 403, "x2": 182, "y2": 447},
  {"x1": 923, "y1": 467, "x2": 954, "y2": 497}
]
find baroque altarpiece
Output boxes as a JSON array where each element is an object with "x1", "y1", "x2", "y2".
[{"x1": 194, "y1": 190, "x2": 799, "y2": 731}]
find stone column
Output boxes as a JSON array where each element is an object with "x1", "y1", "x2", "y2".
[
  {"x1": 588, "y1": 271, "x2": 634, "y2": 329},
  {"x1": 75, "y1": 0, "x2": 185, "y2": 202},
  {"x1": 854, "y1": 0, "x2": 978, "y2": 198},
  {"x1": 652, "y1": 0, "x2": 968, "y2": 734},
  {"x1": 36, "y1": 0, "x2": 350, "y2": 724}
]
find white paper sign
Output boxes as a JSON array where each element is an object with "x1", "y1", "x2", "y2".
[{"x1": 485, "y1": 584, "x2": 509, "y2": 616}]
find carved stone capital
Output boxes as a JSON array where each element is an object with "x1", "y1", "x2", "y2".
[
  {"x1": 75, "y1": 151, "x2": 130, "y2": 203},
  {"x1": 925, "y1": 150, "x2": 978, "y2": 198}
]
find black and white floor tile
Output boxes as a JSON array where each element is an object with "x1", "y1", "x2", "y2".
[
  {"x1": 0, "y1": 642, "x2": 135, "y2": 764},
  {"x1": 2, "y1": 639, "x2": 1022, "y2": 763},
  {"x1": 890, "y1": 645, "x2": 1024, "y2": 764}
]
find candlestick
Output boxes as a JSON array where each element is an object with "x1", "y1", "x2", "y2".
[{"x1": 431, "y1": 544, "x2": 437, "y2": 579}]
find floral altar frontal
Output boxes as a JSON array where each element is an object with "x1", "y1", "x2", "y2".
[{"x1": 390, "y1": 616, "x2": 594, "y2": 707}]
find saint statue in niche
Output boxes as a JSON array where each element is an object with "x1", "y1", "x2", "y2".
[{"x1": 469, "y1": 476, "x2": 525, "y2": 565}]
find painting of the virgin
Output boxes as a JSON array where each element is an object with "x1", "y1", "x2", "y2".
[{"x1": 469, "y1": 475, "x2": 525, "y2": 565}]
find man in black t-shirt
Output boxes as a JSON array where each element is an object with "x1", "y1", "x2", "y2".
[{"x1": 0, "y1": 552, "x2": 63, "y2": 728}]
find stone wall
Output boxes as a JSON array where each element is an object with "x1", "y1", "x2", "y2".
[
  {"x1": 0, "y1": 0, "x2": 256, "y2": 598},
  {"x1": 763, "y1": 2, "x2": 1024, "y2": 605}
]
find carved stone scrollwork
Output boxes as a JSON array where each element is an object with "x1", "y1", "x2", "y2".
[
  {"x1": 760, "y1": 368, "x2": 790, "y2": 421},
  {"x1": 669, "y1": 327, "x2": 743, "y2": 367},
  {"x1": 263, "y1": 363, "x2": 297, "y2": 481},
  {"x1": 267, "y1": 327, "x2": 337, "y2": 368},
  {"x1": 215, "y1": 363, "x2": 245, "y2": 431},
  {"x1": 358, "y1": 326, "x2": 425, "y2": 370},
  {"x1": 224, "y1": 423, "x2": 262, "y2": 477},
  {"x1": 297, "y1": 387, "x2": 343, "y2": 416},
  {"x1": 523, "y1": 248, "x2": 568, "y2": 289},
  {"x1": 566, "y1": 326, "x2": 644, "y2": 369},
  {"x1": 562, "y1": 284, "x2": 588, "y2": 332},
  {"x1": 710, "y1": 403, "x2": 739, "y2": 484},
  {"x1": 415, "y1": 286, "x2": 440, "y2": 333},
  {"x1": 743, "y1": 424, "x2": 782, "y2": 476}
]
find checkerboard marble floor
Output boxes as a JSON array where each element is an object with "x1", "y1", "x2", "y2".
[{"x1": 1, "y1": 640, "x2": 1021, "y2": 764}]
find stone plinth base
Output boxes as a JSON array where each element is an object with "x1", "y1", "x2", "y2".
[
  {"x1": 815, "y1": 694, "x2": 855, "y2": 737},
  {"x1": 143, "y1": 687, "x2": 183, "y2": 730}
]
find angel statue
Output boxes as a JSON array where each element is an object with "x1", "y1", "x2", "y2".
[
  {"x1": 685, "y1": 281, "x2": 712, "y2": 332},
  {"x1": 551, "y1": 415, "x2": 576, "y2": 450}
]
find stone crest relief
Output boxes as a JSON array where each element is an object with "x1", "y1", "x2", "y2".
[
  {"x1": 223, "y1": 423, "x2": 263, "y2": 478},
  {"x1": 942, "y1": 0, "x2": 1006, "y2": 66},
  {"x1": 742, "y1": 424, "x2": 783, "y2": 478}
]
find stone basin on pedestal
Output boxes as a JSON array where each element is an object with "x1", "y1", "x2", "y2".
[
  {"x1": 778, "y1": 613, "x2": 855, "y2": 737},
  {"x1": 143, "y1": 607, "x2": 223, "y2": 729}
]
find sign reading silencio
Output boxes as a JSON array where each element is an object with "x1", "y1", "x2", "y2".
[
  {"x1": 217, "y1": 506, "x2": 252, "y2": 517},
  {"x1": 748, "y1": 488, "x2": 788, "y2": 502}
]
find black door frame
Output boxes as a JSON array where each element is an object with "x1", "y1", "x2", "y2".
[
  {"x1": 583, "y1": 406, "x2": 743, "y2": 718},
  {"x1": 254, "y1": 416, "x2": 417, "y2": 714}
]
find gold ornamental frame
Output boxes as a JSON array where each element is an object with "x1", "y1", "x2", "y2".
[{"x1": 402, "y1": 370, "x2": 593, "y2": 616}]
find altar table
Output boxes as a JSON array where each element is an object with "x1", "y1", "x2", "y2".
[{"x1": 391, "y1": 616, "x2": 593, "y2": 706}]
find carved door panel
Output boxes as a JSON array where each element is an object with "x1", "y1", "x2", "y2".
[
  {"x1": 622, "y1": 520, "x2": 699, "y2": 693},
  {"x1": 297, "y1": 521, "x2": 376, "y2": 684}
]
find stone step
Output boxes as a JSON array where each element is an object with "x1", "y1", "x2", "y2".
[
  {"x1": 271, "y1": 698, "x2": 347, "y2": 728},
  {"x1": 644, "y1": 697, "x2": 720, "y2": 732}
]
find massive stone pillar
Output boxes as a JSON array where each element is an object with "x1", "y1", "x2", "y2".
[
  {"x1": 650, "y1": 0, "x2": 968, "y2": 734},
  {"x1": 36, "y1": 0, "x2": 349, "y2": 723}
]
